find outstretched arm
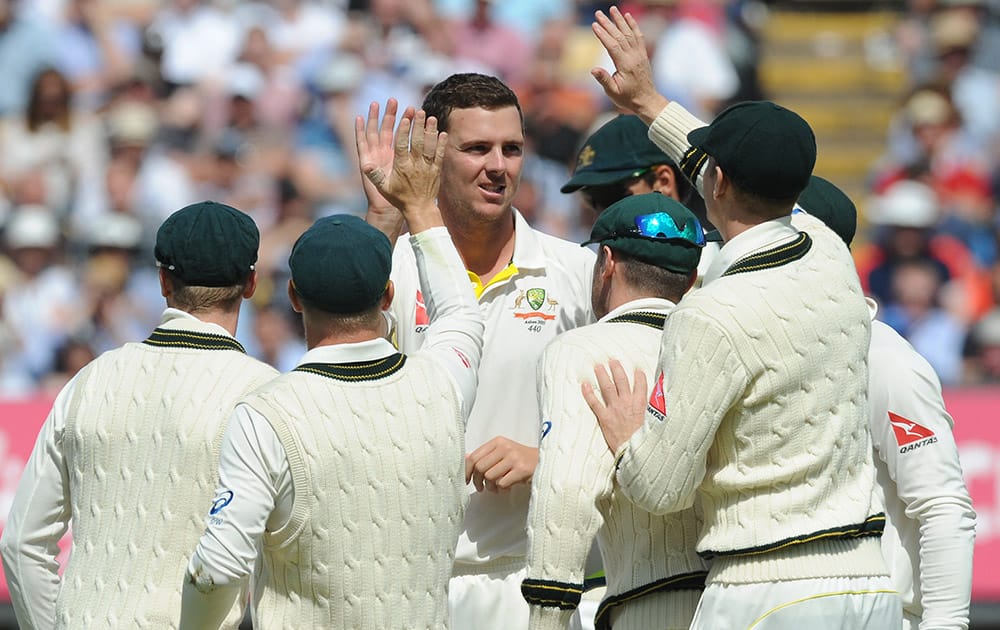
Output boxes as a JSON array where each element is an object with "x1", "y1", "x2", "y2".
[
  {"x1": 590, "y1": 7, "x2": 669, "y2": 125},
  {"x1": 358, "y1": 105, "x2": 483, "y2": 420},
  {"x1": 590, "y1": 7, "x2": 710, "y2": 194}
]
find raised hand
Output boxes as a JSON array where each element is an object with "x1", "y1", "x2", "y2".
[
  {"x1": 590, "y1": 7, "x2": 668, "y2": 124},
  {"x1": 581, "y1": 359, "x2": 648, "y2": 454},
  {"x1": 356, "y1": 104, "x2": 447, "y2": 233},
  {"x1": 356, "y1": 99, "x2": 405, "y2": 238}
]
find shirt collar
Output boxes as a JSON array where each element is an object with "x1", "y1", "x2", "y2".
[
  {"x1": 510, "y1": 208, "x2": 549, "y2": 270},
  {"x1": 598, "y1": 297, "x2": 676, "y2": 323},
  {"x1": 865, "y1": 296, "x2": 878, "y2": 322},
  {"x1": 702, "y1": 215, "x2": 798, "y2": 286},
  {"x1": 295, "y1": 338, "x2": 399, "y2": 367},
  {"x1": 158, "y1": 307, "x2": 236, "y2": 338}
]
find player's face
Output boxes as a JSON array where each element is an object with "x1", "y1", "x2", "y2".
[
  {"x1": 438, "y1": 106, "x2": 524, "y2": 224},
  {"x1": 582, "y1": 174, "x2": 655, "y2": 214}
]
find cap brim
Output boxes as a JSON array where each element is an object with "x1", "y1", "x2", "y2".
[
  {"x1": 704, "y1": 229, "x2": 723, "y2": 242},
  {"x1": 686, "y1": 125, "x2": 710, "y2": 147},
  {"x1": 561, "y1": 167, "x2": 649, "y2": 194}
]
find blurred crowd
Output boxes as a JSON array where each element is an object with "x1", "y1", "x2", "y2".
[
  {"x1": 0, "y1": 0, "x2": 997, "y2": 398},
  {"x1": 866, "y1": 0, "x2": 1000, "y2": 385}
]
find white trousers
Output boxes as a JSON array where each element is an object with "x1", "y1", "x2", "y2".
[
  {"x1": 448, "y1": 568, "x2": 598, "y2": 630},
  {"x1": 690, "y1": 576, "x2": 902, "y2": 630}
]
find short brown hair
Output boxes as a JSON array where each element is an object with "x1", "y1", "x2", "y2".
[
  {"x1": 422, "y1": 73, "x2": 523, "y2": 133},
  {"x1": 598, "y1": 247, "x2": 693, "y2": 304},
  {"x1": 168, "y1": 272, "x2": 248, "y2": 313}
]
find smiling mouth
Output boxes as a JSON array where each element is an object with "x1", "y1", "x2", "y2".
[{"x1": 479, "y1": 183, "x2": 506, "y2": 196}]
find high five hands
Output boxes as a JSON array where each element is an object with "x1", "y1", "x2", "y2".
[
  {"x1": 590, "y1": 6, "x2": 669, "y2": 125},
  {"x1": 356, "y1": 100, "x2": 447, "y2": 233}
]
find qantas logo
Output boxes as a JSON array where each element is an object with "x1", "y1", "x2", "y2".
[
  {"x1": 647, "y1": 372, "x2": 666, "y2": 421},
  {"x1": 889, "y1": 412, "x2": 938, "y2": 453},
  {"x1": 415, "y1": 290, "x2": 429, "y2": 327}
]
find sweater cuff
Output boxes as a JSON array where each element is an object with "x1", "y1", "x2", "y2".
[{"x1": 647, "y1": 102, "x2": 707, "y2": 166}]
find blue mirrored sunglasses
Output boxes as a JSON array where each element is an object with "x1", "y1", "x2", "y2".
[{"x1": 608, "y1": 212, "x2": 706, "y2": 247}]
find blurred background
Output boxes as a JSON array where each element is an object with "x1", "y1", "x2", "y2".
[{"x1": 0, "y1": 0, "x2": 999, "y2": 627}]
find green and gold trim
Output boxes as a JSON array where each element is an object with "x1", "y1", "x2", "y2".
[
  {"x1": 679, "y1": 145, "x2": 710, "y2": 185},
  {"x1": 294, "y1": 354, "x2": 407, "y2": 382},
  {"x1": 143, "y1": 328, "x2": 246, "y2": 353},
  {"x1": 701, "y1": 513, "x2": 885, "y2": 559},
  {"x1": 521, "y1": 578, "x2": 583, "y2": 610},
  {"x1": 594, "y1": 570, "x2": 708, "y2": 630},
  {"x1": 607, "y1": 311, "x2": 667, "y2": 330},
  {"x1": 721, "y1": 232, "x2": 812, "y2": 277}
]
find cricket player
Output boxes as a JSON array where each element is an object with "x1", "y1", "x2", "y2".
[
  {"x1": 562, "y1": 113, "x2": 719, "y2": 287},
  {"x1": 360, "y1": 74, "x2": 595, "y2": 630},
  {"x1": 582, "y1": 7, "x2": 901, "y2": 628},
  {"x1": 561, "y1": 114, "x2": 698, "y2": 215},
  {"x1": 522, "y1": 193, "x2": 708, "y2": 630},
  {"x1": 179, "y1": 109, "x2": 483, "y2": 628},
  {"x1": 0, "y1": 201, "x2": 279, "y2": 630},
  {"x1": 791, "y1": 177, "x2": 977, "y2": 629}
]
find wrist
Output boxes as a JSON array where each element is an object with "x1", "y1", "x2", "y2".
[{"x1": 634, "y1": 93, "x2": 671, "y2": 126}]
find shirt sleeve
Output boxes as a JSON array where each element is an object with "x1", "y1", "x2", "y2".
[
  {"x1": 0, "y1": 378, "x2": 75, "y2": 630},
  {"x1": 524, "y1": 341, "x2": 615, "y2": 630},
  {"x1": 869, "y1": 334, "x2": 976, "y2": 630},
  {"x1": 182, "y1": 403, "x2": 292, "y2": 624},
  {"x1": 615, "y1": 307, "x2": 749, "y2": 515},
  {"x1": 410, "y1": 226, "x2": 485, "y2": 420}
]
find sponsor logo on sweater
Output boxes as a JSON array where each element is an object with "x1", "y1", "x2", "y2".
[
  {"x1": 210, "y1": 490, "x2": 234, "y2": 515},
  {"x1": 889, "y1": 412, "x2": 938, "y2": 453},
  {"x1": 541, "y1": 420, "x2": 552, "y2": 439},
  {"x1": 414, "y1": 290, "x2": 429, "y2": 332},
  {"x1": 648, "y1": 372, "x2": 666, "y2": 421},
  {"x1": 512, "y1": 287, "x2": 558, "y2": 331}
]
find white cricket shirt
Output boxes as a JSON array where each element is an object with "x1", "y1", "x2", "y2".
[{"x1": 389, "y1": 210, "x2": 595, "y2": 568}]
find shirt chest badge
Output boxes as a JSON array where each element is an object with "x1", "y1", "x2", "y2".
[{"x1": 513, "y1": 287, "x2": 558, "y2": 331}]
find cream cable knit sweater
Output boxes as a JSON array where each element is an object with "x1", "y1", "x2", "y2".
[{"x1": 524, "y1": 299, "x2": 707, "y2": 630}]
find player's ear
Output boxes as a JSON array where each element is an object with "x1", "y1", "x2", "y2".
[
  {"x1": 652, "y1": 164, "x2": 678, "y2": 200},
  {"x1": 287, "y1": 279, "x2": 303, "y2": 313},
  {"x1": 713, "y1": 165, "x2": 728, "y2": 199},
  {"x1": 381, "y1": 280, "x2": 395, "y2": 310},
  {"x1": 242, "y1": 271, "x2": 258, "y2": 299},
  {"x1": 600, "y1": 245, "x2": 616, "y2": 280},
  {"x1": 684, "y1": 270, "x2": 698, "y2": 294},
  {"x1": 158, "y1": 267, "x2": 172, "y2": 298}
]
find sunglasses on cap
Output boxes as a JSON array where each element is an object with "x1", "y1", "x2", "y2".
[{"x1": 598, "y1": 211, "x2": 707, "y2": 248}]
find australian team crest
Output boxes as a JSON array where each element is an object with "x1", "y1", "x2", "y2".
[
  {"x1": 526, "y1": 287, "x2": 546, "y2": 311},
  {"x1": 513, "y1": 287, "x2": 558, "y2": 330}
]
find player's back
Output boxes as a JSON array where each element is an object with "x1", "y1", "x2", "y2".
[
  {"x1": 244, "y1": 351, "x2": 466, "y2": 630},
  {"x1": 672, "y1": 213, "x2": 876, "y2": 557},
  {"x1": 57, "y1": 334, "x2": 277, "y2": 629},
  {"x1": 532, "y1": 305, "x2": 707, "y2": 629}
]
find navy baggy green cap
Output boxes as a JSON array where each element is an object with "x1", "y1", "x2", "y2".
[
  {"x1": 154, "y1": 200, "x2": 259, "y2": 286},
  {"x1": 562, "y1": 115, "x2": 676, "y2": 193},
  {"x1": 289, "y1": 214, "x2": 392, "y2": 314},
  {"x1": 686, "y1": 101, "x2": 816, "y2": 200},
  {"x1": 582, "y1": 193, "x2": 703, "y2": 274},
  {"x1": 795, "y1": 175, "x2": 857, "y2": 246}
]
